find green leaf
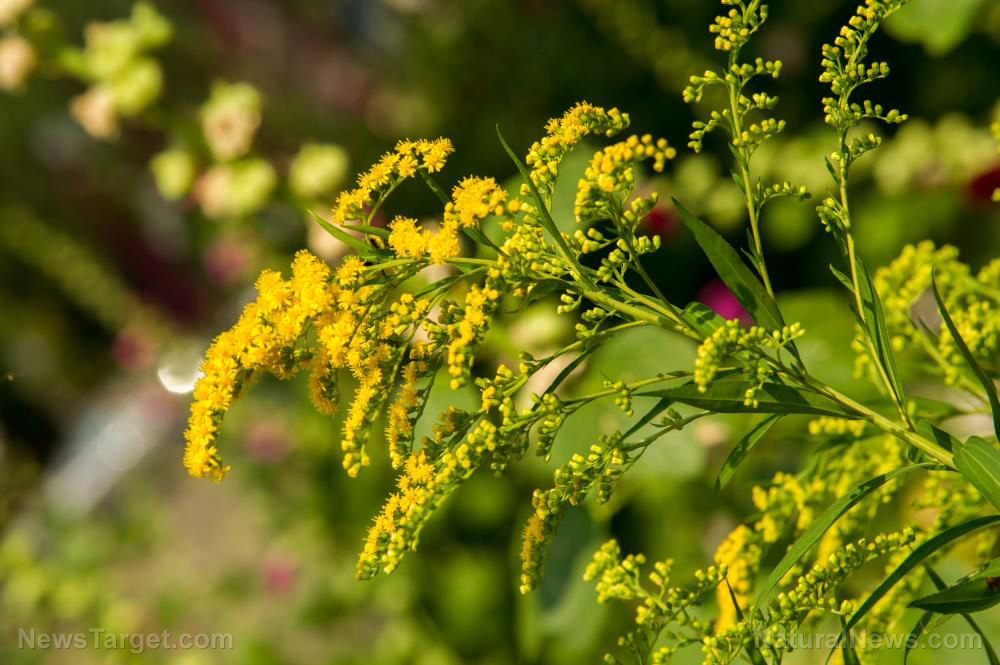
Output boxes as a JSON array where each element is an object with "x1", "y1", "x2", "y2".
[
  {"x1": 417, "y1": 168, "x2": 450, "y2": 206},
  {"x1": 462, "y1": 226, "x2": 504, "y2": 255},
  {"x1": 496, "y1": 125, "x2": 593, "y2": 287},
  {"x1": 343, "y1": 223, "x2": 390, "y2": 239},
  {"x1": 839, "y1": 616, "x2": 862, "y2": 665},
  {"x1": 922, "y1": 566, "x2": 1000, "y2": 665},
  {"x1": 933, "y1": 269, "x2": 1000, "y2": 442},
  {"x1": 838, "y1": 514, "x2": 1000, "y2": 648},
  {"x1": 910, "y1": 573, "x2": 1000, "y2": 614},
  {"x1": 541, "y1": 348, "x2": 595, "y2": 398},
  {"x1": 754, "y1": 463, "x2": 937, "y2": 612},
  {"x1": 903, "y1": 607, "x2": 935, "y2": 664},
  {"x1": 308, "y1": 210, "x2": 387, "y2": 259},
  {"x1": 671, "y1": 198, "x2": 791, "y2": 343},
  {"x1": 680, "y1": 301, "x2": 725, "y2": 337},
  {"x1": 722, "y1": 578, "x2": 767, "y2": 665},
  {"x1": 956, "y1": 607, "x2": 1000, "y2": 665},
  {"x1": 915, "y1": 421, "x2": 959, "y2": 453},
  {"x1": 829, "y1": 265, "x2": 854, "y2": 292},
  {"x1": 715, "y1": 414, "x2": 781, "y2": 500},
  {"x1": 854, "y1": 256, "x2": 906, "y2": 407},
  {"x1": 639, "y1": 381, "x2": 853, "y2": 418},
  {"x1": 955, "y1": 436, "x2": 1000, "y2": 515},
  {"x1": 621, "y1": 398, "x2": 675, "y2": 441}
]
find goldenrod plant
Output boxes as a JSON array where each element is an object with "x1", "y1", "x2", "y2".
[{"x1": 165, "y1": 0, "x2": 1000, "y2": 663}]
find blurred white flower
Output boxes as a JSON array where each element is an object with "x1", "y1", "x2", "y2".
[
  {"x1": 289, "y1": 142, "x2": 349, "y2": 199},
  {"x1": 108, "y1": 56, "x2": 162, "y2": 115},
  {"x1": 150, "y1": 148, "x2": 197, "y2": 200},
  {"x1": 70, "y1": 85, "x2": 119, "y2": 139},
  {"x1": 0, "y1": 34, "x2": 35, "y2": 90},
  {"x1": 198, "y1": 158, "x2": 276, "y2": 219},
  {"x1": 0, "y1": 0, "x2": 33, "y2": 26},
  {"x1": 200, "y1": 81, "x2": 262, "y2": 162}
]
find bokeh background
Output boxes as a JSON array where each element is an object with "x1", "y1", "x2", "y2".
[{"x1": 1, "y1": 0, "x2": 999, "y2": 663}]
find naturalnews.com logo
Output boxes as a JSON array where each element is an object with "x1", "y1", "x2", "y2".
[
  {"x1": 18, "y1": 629, "x2": 234, "y2": 654},
  {"x1": 754, "y1": 630, "x2": 983, "y2": 651}
]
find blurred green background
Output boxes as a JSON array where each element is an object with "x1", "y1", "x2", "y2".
[{"x1": 1, "y1": 0, "x2": 999, "y2": 663}]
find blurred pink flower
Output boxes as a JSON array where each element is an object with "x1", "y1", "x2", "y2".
[
  {"x1": 968, "y1": 164, "x2": 1000, "y2": 204},
  {"x1": 246, "y1": 419, "x2": 290, "y2": 464},
  {"x1": 698, "y1": 279, "x2": 751, "y2": 327},
  {"x1": 261, "y1": 556, "x2": 296, "y2": 595},
  {"x1": 112, "y1": 325, "x2": 157, "y2": 371},
  {"x1": 640, "y1": 206, "x2": 678, "y2": 240},
  {"x1": 203, "y1": 234, "x2": 254, "y2": 285}
]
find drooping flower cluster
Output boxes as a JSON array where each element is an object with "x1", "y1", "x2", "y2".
[
  {"x1": 332, "y1": 138, "x2": 454, "y2": 225},
  {"x1": 525, "y1": 102, "x2": 630, "y2": 203},
  {"x1": 183, "y1": 251, "x2": 335, "y2": 481}
]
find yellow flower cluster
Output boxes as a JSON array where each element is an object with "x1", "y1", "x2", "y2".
[
  {"x1": 384, "y1": 360, "x2": 423, "y2": 469},
  {"x1": 317, "y1": 284, "x2": 433, "y2": 476},
  {"x1": 709, "y1": 1, "x2": 767, "y2": 52},
  {"x1": 574, "y1": 133, "x2": 675, "y2": 223},
  {"x1": 519, "y1": 489, "x2": 564, "y2": 593},
  {"x1": 712, "y1": 525, "x2": 758, "y2": 631},
  {"x1": 183, "y1": 250, "x2": 334, "y2": 481},
  {"x1": 387, "y1": 176, "x2": 513, "y2": 264},
  {"x1": 526, "y1": 102, "x2": 629, "y2": 202},
  {"x1": 446, "y1": 274, "x2": 502, "y2": 389},
  {"x1": 357, "y1": 418, "x2": 498, "y2": 579},
  {"x1": 862, "y1": 241, "x2": 1000, "y2": 386},
  {"x1": 807, "y1": 415, "x2": 866, "y2": 438},
  {"x1": 331, "y1": 138, "x2": 453, "y2": 224}
]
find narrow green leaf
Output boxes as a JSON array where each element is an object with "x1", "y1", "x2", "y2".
[
  {"x1": 621, "y1": 398, "x2": 675, "y2": 441},
  {"x1": 829, "y1": 265, "x2": 853, "y2": 292},
  {"x1": 902, "y1": 607, "x2": 935, "y2": 664},
  {"x1": 640, "y1": 381, "x2": 853, "y2": 418},
  {"x1": 839, "y1": 515, "x2": 1000, "y2": 643},
  {"x1": 671, "y1": 198, "x2": 789, "y2": 340},
  {"x1": 541, "y1": 348, "x2": 595, "y2": 398},
  {"x1": 854, "y1": 256, "x2": 905, "y2": 407},
  {"x1": 308, "y1": 210, "x2": 386, "y2": 259},
  {"x1": 462, "y1": 226, "x2": 504, "y2": 255},
  {"x1": 923, "y1": 566, "x2": 1000, "y2": 665},
  {"x1": 910, "y1": 575, "x2": 1000, "y2": 614},
  {"x1": 723, "y1": 578, "x2": 767, "y2": 665},
  {"x1": 955, "y1": 436, "x2": 1000, "y2": 515},
  {"x1": 839, "y1": 616, "x2": 862, "y2": 665},
  {"x1": 496, "y1": 125, "x2": 592, "y2": 286},
  {"x1": 680, "y1": 301, "x2": 725, "y2": 337},
  {"x1": 343, "y1": 223, "x2": 390, "y2": 239},
  {"x1": 755, "y1": 463, "x2": 936, "y2": 612},
  {"x1": 417, "y1": 168, "x2": 450, "y2": 206},
  {"x1": 915, "y1": 421, "x2": 959, "y2": 453},
  {"x1": 933, "y1": 269, "x2": 1000, "y2": 441},
  {"x1": 715, "y1": 414, "x2": 782, "y2": 500}
]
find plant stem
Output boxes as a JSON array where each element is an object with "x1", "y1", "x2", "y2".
[{"x1": 726, "y1": 29, "x2": 774, "y2": 298}]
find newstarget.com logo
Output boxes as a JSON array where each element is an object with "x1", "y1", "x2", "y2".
[{"x1": 18, "y1": 628, "x2": 234, "y2": 655}]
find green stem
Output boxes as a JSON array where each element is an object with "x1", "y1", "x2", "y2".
[
  {"x1": 725, "y1": 6, "x2": 774, "y2": 298},
  {"x1": 800, "y1": 375, "x2": 953, "y2": 468}
]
